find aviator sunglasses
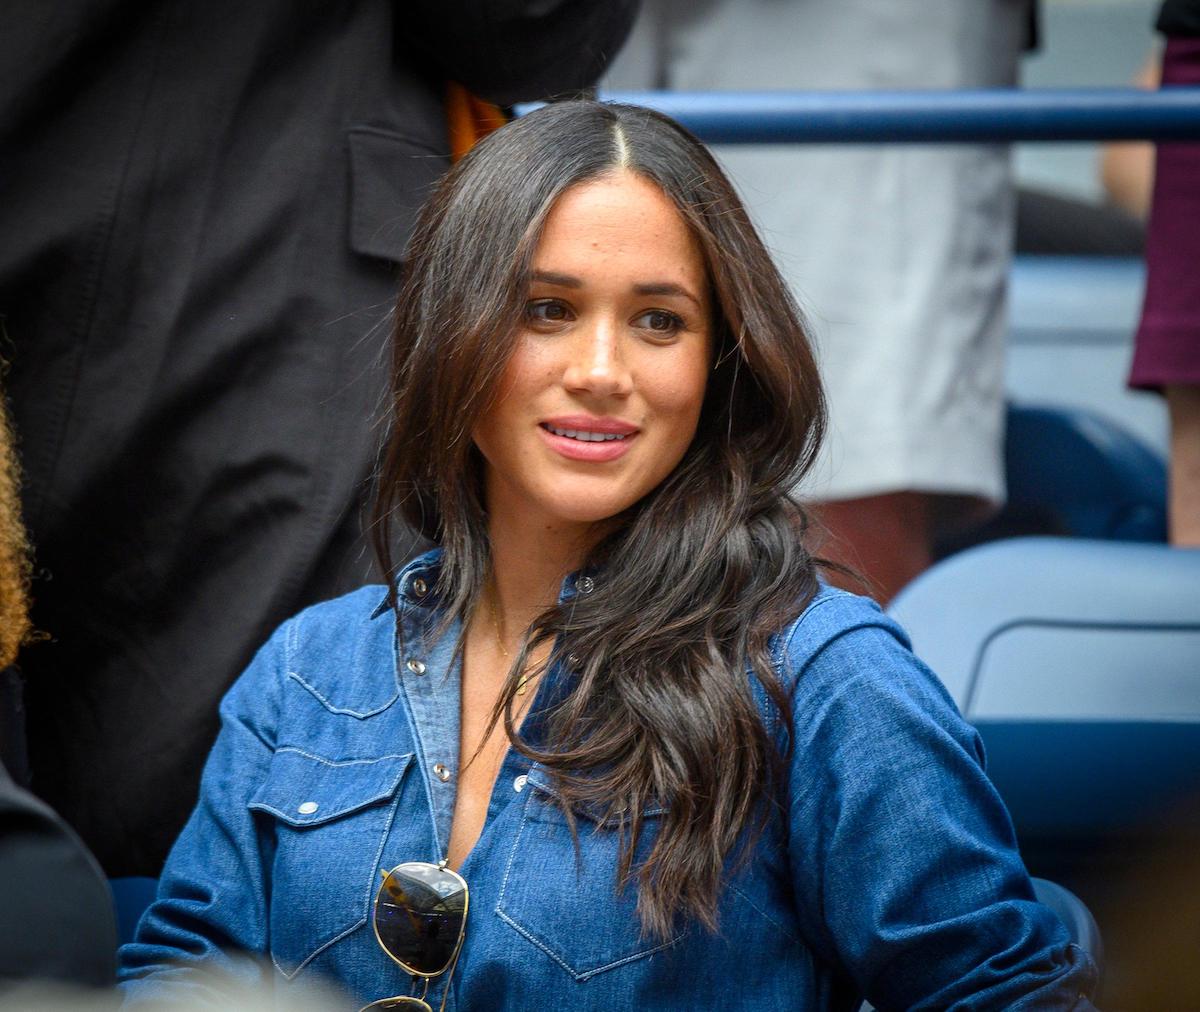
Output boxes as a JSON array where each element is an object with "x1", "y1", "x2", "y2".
[{"x1": 360, "y1": 860, "x2": 470, "y2": 1012}]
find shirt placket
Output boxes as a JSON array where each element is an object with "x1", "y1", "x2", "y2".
[{"x1": 395, "y1": 605, "x2": 463, "y2": 860}]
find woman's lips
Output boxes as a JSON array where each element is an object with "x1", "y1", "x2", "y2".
[{"x1": 538, "y1": 421, "x2": 638, "y2": 462}]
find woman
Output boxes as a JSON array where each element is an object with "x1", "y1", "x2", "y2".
[{"x1": 120, "y1": 101, "x2": 1097, "y2": 1010}]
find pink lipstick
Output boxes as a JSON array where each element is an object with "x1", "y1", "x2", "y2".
[{"x1": 538, "y1": 415, "x2": 639, "y2": 462}]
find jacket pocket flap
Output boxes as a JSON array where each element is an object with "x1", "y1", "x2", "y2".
[
  {"x1": 249, "y1": 748, "x2": 413, "y2": 827},
  {"x1": 347, "y1": 127, "x2": 448, "y2": 263}
]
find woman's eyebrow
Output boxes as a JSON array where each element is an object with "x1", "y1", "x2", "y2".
[
  {"x1": 529, "y1": 270, "x2": 702, "y2": 310},
  {"x1": 529, "y1": 269, "x2": 582, "y2": 288},
  {"x1": 633, "y1": 281, "x2": 702, "y2": 309}
]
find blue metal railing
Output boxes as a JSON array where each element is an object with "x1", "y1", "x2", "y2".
[{"x1": 521, "y1": 88, "x2": 1200, "y2": 143}]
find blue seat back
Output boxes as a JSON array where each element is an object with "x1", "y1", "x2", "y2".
[
  {"x1": 1004, "y1": 403, "x2": 1166, "y2": 542},
  {"x1": 889, "y1": 538, "x2": 1200, "y2": 839}
]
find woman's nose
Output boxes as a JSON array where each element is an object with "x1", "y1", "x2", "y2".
[{"x1": 561, "y1": 319, "x2": 633, "y2": 398}]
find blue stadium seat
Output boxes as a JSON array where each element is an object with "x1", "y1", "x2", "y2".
[
  {"x1": 934, "y1": 402, "x2": 1166, "y2": 559},
  {"x1": 889, "y1": 538, "x2": 1200, "y2": 841},
  {"x1": 1003, "y1": 403, "x2": 1167, "y2": 542}
]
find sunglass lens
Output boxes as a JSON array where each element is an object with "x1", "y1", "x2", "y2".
[
  {"x1": 360, "y1": 998, "x2": 434, "y2": 1011},
  {"x1": 374, "y1": 863, "x2": 468, "y2": 976}
]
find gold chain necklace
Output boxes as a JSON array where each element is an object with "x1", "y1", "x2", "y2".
[{"x1": 487, "y1": 592, "x2": 532, "y2": 696}]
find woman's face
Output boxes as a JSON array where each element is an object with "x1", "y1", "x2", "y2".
[{"x1": 473, "y1": 170, "x2": 712, "y2": 537}]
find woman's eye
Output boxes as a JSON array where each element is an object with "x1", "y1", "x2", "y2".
[
  {"x1": 526, "y1": 299, "x2": 571, "y2": 324},
  {"x1": 635, "y1": 309, "x2": 684, "y2": 334}
]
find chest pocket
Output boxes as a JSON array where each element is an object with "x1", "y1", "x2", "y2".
[
  {"x1": 248, "y1": 748, "x2": 415, "y2": 976},
  {"x1": 495, "y1": 768, "x2": 685, "y2": 981}
]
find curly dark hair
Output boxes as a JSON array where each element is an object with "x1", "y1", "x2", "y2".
[{"x1": 0, "y1": 388, "x2": 31, "y2": 670}]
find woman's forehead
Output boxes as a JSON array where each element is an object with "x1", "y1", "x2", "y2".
[{"x1": 529, "y1": 172, "x2": 706, "y2": 284}]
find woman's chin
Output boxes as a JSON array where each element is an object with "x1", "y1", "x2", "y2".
[{"x1": 532, "y1": 492, "x2": 638, "y2": 529}]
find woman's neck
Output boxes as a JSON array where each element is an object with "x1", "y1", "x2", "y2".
[{"x1": 486, "y1": 508, "x2": 597, "y2": 637}]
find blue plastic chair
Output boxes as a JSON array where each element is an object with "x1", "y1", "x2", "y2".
[
  {"x1": 933, "y1": 403, "x2": 1166, "y2": 560},
  {"x1": 890, "y1": 537, "x2": 1200, "y2": 839},
  {"x1": 1003, "y1": 403, "x2": 1167, "y2": 542},
  {"x1": 889, "y1": 537, "x2": 1198, "y2": 1005}
]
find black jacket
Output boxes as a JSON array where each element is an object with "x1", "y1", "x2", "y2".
[
  {"x1": 0, "y1": 760, "x2": 116, "y2": 988},
  {"x1": 1160, "y1": 0, "x2": 1200, "y2": 35},
  {"x1": 0, "y1": 0, "x2": 636, "y2": 875}
]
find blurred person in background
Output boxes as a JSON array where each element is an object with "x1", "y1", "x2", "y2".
[
  {"x1": 0, "y1": 0, "x2": 637, "y2": 879},
  {"x1": 1100, "y1": 53, "x2": 1160, "y2": 222},
  {"x1": 607, "y1": 0, "x2": 1033, "y2": 601},
  {"x1": 0, "y1": 386, "x2": 116, "y2": 993},
  {"x1": 1127, "y1": 0, "x2": 1200, "y2": 546}
]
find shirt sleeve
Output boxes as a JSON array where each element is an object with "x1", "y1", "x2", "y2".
[
  {"x1": 782, "y1": 604, "x2": 1099, "y2": 1010},
  {"x1": 117, "y1": 621, "x2": 289, "y2": 1007}
]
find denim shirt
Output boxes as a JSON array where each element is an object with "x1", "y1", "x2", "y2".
[{"x1": 119, "y1": 550, "x2": 1097, "y2": 1010}]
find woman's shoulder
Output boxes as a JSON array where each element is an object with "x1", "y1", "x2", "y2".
[
  {"x1": 272, "y1": 548, "x2": 445, "y2": 657},
  {"x1": 776, "y1": 583, "x2": 910, "y2": 668},
  {"x1": 223, "y1": 550, "x2": 446, "y2": 730},
  {"x1": 283, "y1": 584, "x2": 395, "y2": 644},
  {"x1": 220, "y1": 584, "x2": 399, "y2": 723},
  {"x1": 773, "y1": 583, "x2": 959, "y2": 718}
]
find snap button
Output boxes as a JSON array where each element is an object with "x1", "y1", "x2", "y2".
[
  {"x1": 412, "y1": 577, "x2": 428, "y2": 597},
  {"x1": 576, "y1": 575, "x2": 595, "y2": 595},
  {"x1": 433, "y1": 763, "x2": 451, "y2": 783},
  {"x1": 297, "y1": 801, "x2": 319, "y2": 815},
  {"x1": 406, "y1": 658, "x2": 426, "y2": 675},
  {"x1": 513, "y1": 774, "x2": 528, "y2": 793}
]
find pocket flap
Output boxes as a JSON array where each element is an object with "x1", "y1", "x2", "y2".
[
  {"x1": 249, "y1": 748, "x2": 413, "y2": 827},
  {"x1": 347, "y1": 127, "x2": 448, "y2": 263}
]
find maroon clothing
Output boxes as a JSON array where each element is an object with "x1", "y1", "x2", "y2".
[{"x1": 1129, "y1": 35, "x2": 1200, "y2": 390}]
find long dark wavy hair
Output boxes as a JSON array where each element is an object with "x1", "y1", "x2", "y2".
[{"x1": 374, "y1": 100, "x2": 826, "y2": 940}]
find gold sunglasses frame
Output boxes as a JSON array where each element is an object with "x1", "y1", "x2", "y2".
[{"x1": 361, "y1": 860, "x2": 470, "y2": 1012}]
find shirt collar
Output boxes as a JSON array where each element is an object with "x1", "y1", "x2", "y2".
[
  {"x1": 372, "y1": 547, "x2": 600, "y2": 618},
  {"x1": 371, "y1": 548, "x2": 445, "y2": 618}
]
